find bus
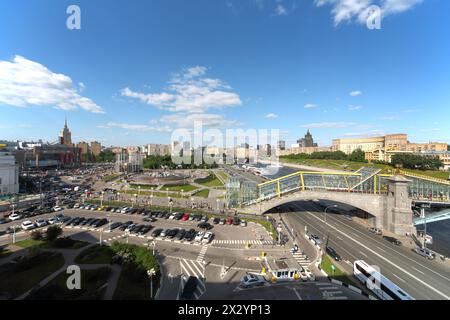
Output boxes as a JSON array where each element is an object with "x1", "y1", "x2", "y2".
[{"x1": 353, "y1": 260, "x2": 414, "y2": 300}]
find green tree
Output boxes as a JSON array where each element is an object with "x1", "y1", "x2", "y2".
[
  {"x1": 348, "y1": 149, "x2": 367, "y2": 162},
  {"x1": 46, "y1": 225, "x2": 63, "y2": 242}
]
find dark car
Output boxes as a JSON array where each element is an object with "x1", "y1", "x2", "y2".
[
  {"x1": 175, "y1": 229, "x2": 187, "y2": 240},
  {"x1": 326, "y1": 246, "x2": 342, "y2": 261},
  {"x1": 180, "y1": 276, "x2": 198, "y2": 300},
  {"x1": 130, "y1": 224, "x2": 143, "y2": 234},
  {"x1": 119, "y1": 221, "x2": 133, "y2": 231},
  {"x1": 0, "y1": 218, "x2": 8, "y2": 224},
  {"x1": 65, "y1": 217, "x2": 75, "y2": 225},
  {"x1": 163, "y1": 212, "x2": 171, "y2": 219},
  {"x1": 195, "y1": 215, "x2": 202, "y2": 222},
  {"x1": 157, "y1": 212, "x2": 165, "y2": 218},
  {"x1": 198, "y1": 222, "x2": 213, "y2": 230},
  {"x1": 143, "y1": 217, "x2": 156, "y2": 222},
  {"x1": 74, "y1": 217, "x2": 85, "y2": 226},
  {"x1": 167, "y1": 229, "x2": 179, "y2": 239},
  {"x1": 151, "y1": 228, "x2": 163, "y2": 237},
  {"x1": 174, "y1": 213, "x2": 183, "y2": 220},
  {"x1": 81, "y1": 218, "x2": 94, "y2": 226},
  {"x1": 184, "y1": 229, "x2": 196, "y2": 241},
  {"x1": 212, "y1": 217, "x2": 220, "y2": 224},
  {"x1": 137, "y1": 208, "x2": 145, "y2": 215},
  {"x1": 88, "y1": 219, "x2": 100, "y2": 227},
  {"x1": 93, "y1": 218, "x2": 108, "y2": 228},
  {"x1": 139, "y1": 225, "x2": 152, "y2": 235},
  {"x1": 383, "y1": 236, "x2": 402, "y2": 246},
  {"x1": 232, "y1": 217, "x2": 241, "y2": 225},
  {"x1": 108, "y1": 222, "x2": 122, "y2": 230}
]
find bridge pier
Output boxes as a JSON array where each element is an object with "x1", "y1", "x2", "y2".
[{"x1": 384, "y1": 176, "x2": 416, "y2": 236}]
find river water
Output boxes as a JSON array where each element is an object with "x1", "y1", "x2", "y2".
[{"x1": 255, "y1": 163, "x2": 450, "y2": 257}]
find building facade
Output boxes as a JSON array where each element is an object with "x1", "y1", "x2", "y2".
[
  {"x1": 59, "y1": 117, "x2": 73, "y2": 146},
  {"x1": 297, "y1": 130, "x2": 318, "y2": 148},
  {"x1": 90, "y1": 141, "x2": 102, "y2": 156},
  {"x1": 76, "y1": 141, "x2": 90, "y2": 155},
  {"x1": 0, "y1": 147, "x2": 19, "y2": 195}
]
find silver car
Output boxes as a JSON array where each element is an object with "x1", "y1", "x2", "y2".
[{"x1": 414, "y1": 247, "x2": 435, "y2": 260}]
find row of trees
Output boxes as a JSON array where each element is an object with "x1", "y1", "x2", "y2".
[
  {"x1": 391, "y1": 154, "x2": 443, "y2": 170},
  {"x1": 82, "y1": 150, "x2": 116, "y2": 163},
  {"x1": 143, "y1": 155, "x2": 218, "y2": 170},
  {"x1": 282, "y1": 149, "x2": 367, "y2": 163}
]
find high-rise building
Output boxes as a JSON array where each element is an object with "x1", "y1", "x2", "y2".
[
  {"x1": 297, "y1": 130, "x2": 318, "y2": 148},
  {"x1": 277, "y1": 140, "x2": 286, "y2": 150},
  {"x1": 59, "y1": 117, "x2": 72, "y2": 146},
  {"x1": 90, "y1": 141, "x2": 102, "y2": 156},
  {"x1": 0, "y1": 145, "x2": 19, "y2": 195},
  {"x1": 77, "y1": 142, "x2": 90, "y2": 155}
]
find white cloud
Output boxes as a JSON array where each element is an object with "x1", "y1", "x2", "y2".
[
  {"x1": 275, "y1": 4, "x2": 288, "y2": 15},
  {"x1": 349, "y1": 90, "x2": 362, "y2": 96},
  {"x1": 348, "y1": 105, "x2": 362, "y2": 110},
  {"x1": 121, "y1": 66, "x2": 242, "y2": 113},
  {"x1": 315, "y1": 0, "x2": 423, "y2": 26},
  {"x1": 300, "y1": 122, "x2": 356, "y2": 128},
  {"x1": 160, "y1": 113, "x2": 239, "y2": 128},
  {"x1": 304, "y1": 103, "x2": 320, "y2": 109},
  {"x1": 0, "y1": 55, "x2": 104, "y2": 114},
  {"x1": 265, "y1": 113, "x2": 279, "y2": 118},
  {"x1": 78, "y1": 82, "x2": 85, "y2": 92},
  {"x1": 98, "y1": 122, "x2": 172, "y2": 132}
]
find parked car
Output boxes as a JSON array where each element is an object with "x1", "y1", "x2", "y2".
[
  {"x1": 93, "y1": 218, "x2": 108, "y2": 228},
  {"x1": 198, "y1": 222, "x2": 213, "y2": 230},
  {"x1": 35, "y1": 219, "x2": 48, "y2": 227},
  {"x1": 0, "y1": 218, "x2": 8, "y2": 224},
  {"x1": 139, "y1": 225, "x2": 152, "y2": 235},
  {"x1": 8, "y1": 213, "x2": 22, "y2": 221},
  {"x1": 240, "y1": 274, "x2": 266, "y2": 288},
  {"x1": 219, "y1": 218, "x2": 225, "y2": 225},
  {"x1": 143, "y1": 217, "x2": 156, "y2": 222},
  {"x1": 184, "y1": 229, "x2": 196, "y2": 241},
  {"x1": 53, "y1": 206, "x2": 63, "y2": 212},
  {"x1": 195, "y1": 231, "x2": 205, "y2": 242},
  {"x1": 414, "y1": 247, "x2": 435, "y2": 260},
  {"x1": 175, "y1": 229, "x2": 187, "y2": 240},
  {"x1": 326, "y1": 246, "x2": 342, "y2": 261},
  {"x1": 81, "y1": 218, "x2": 94, "y2": 226},
  {"x1": 200, "y1": 215, "x2": 208, "y2": 223},
  {"x1": 151, "y1": 228, "x2": 163, "y2": 237},
  {"x1": 21, "y1": 220, "x2": 35, "y2": 231},
  {"x1": 225, "y1": 217, "x2": 233, "y2": 225},
  {"x1": 383, "y1": 236, "x2": 402, "y2": 246},
  {"x1": 181, "y1": 213, "x2": 190, "y2": 221},
  {"x1": 48, "y1": 217, "x2": 59, "y2": 225},
  {"x1": 202, "y1": 231, "x2": 214, "y2": 243},
  {"x1": 368, "y1": 227, "x2": 382, "y2": 235},
  {"x1": 309, "y1": 234, "x2": 322, "y2": 245},
  {"x1": 232, "y1": 217, "x2": 241, "y2": 225},
  {"x1": 240, "y1": 220, "x2": 247, "y2": 227},
  {"x1": 188, "y1": 214, "x2": 195, "y2": 221},
  {"x1": 108, "y1": 222, "x2": 122, "y2": 230},
  {"x1": 119, "y1": 221, "x2": 133, "y2": 231},
  {"x1": 212, "y1": 217, "x2": 220, "y2": 224},
  {"x1": 160, "y1": 228, "x2": 170, "y2": 237}
]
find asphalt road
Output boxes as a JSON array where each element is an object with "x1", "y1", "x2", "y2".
[{"x1": 283, "y1": 201, "x2": 450, "y2": 300}]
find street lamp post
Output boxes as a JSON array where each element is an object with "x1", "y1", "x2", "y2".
[
  {"x1": 147, "y1": 268, "x2": 156, "y2": 299},
  {"x1": 100, "y1": 191, "x2": 104, "y2": 207},
  {"x1": 150, "y1": 194, "x2": 153, "y2": 206}
]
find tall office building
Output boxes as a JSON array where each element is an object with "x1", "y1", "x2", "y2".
[{"x1": 59, "y1": 117, "x2": 72, "y2": 146}]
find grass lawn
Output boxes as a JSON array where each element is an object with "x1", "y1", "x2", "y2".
[
  {"x1": 113, "y1": 266, "x2": 159, "y2": 300},
  {"x1": 27, "y1": 267, "x2": 111, "y2": 300},
  {"x1": 320, "y1": 254, "x2": 356, "y2": 287},
  {"x1": 129, "y1": 184, "x2": 158, "y2": 190},
  {"x1": 75, "y1": 245, "x2": 114, "y2": 264},
  {"x1": 120, "y1": 189, "x2": 187, "y2": 198},
  {"x1": 193, "y1": 189, "x2": 210, "y2": 198},
  {"x1": 15, "y1": 238, "x2": 88, "y2": 250},
  {"x1": 216, "y1": 170, "x2": 229, "y2": 182},
  {"x1": 0, "y1": 251, "x2": 65, "y2": 298},
  {"x1": 0, "y1": 248, "x2": 12, "y2": 259},
  {"x1": 402, "y1": 169, "x2": 450, "y2": 181},
  {"x1": 162, "y1": 184, "x2": 199, "y2": 192},
  {"x1": 102, "y1": 174, "x2": 121, "y2": 182}
]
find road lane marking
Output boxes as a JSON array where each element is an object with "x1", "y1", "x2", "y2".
[
  {"x1": 412, "y1": 267, "x2": 425, "y2": 275},
  {"x1": 292, "y1": 287, "x2": 302, "y2": 300},
  {"x1": 307, "y1": 213, "x2": 450, "y2": 300},
  {"x1": 392, "y1": 273, "x2": 406, "y2": 283},
  {"x1": 359, "y1": 251, "x2": 368, "y2": 258}
]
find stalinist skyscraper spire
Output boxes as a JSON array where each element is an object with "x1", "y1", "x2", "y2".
[{"x1": 59, "y1": 116, "x2": 72, "y2": 146}]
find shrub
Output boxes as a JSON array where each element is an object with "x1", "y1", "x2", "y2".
[
  {"x1": 30, "y1": 230, "x2": 43, "y2": 241},
  {"x1": 45, "y1": 225, "x2": 63, "y2": 242}
]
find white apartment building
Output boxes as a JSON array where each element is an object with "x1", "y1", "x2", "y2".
[{"x1": 0, "y1": 150, "x2": 19, "y2": 195}]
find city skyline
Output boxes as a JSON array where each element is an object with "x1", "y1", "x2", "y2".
[{"x1": 1, "y1": 0, "x2": 449, "y2": 147}]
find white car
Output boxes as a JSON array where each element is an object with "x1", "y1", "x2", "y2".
[
  {"x1": 8, "y1": 213, "x2": 22, "y2": 221},
  {"x1": 120, "y1": 207, "x2": 129, "y2": 214},
  {"x1": 53, "y1": 206, "x2": 63, "y2": 212},
  {"x1": 202, "y1": 231, "x2": 214, "y2": 244},
  {"x1": 73, "y1": 203, "x2": 80, "y2": 208},
  {"x1": 240, "y1": 274, "x2": 266, "y2": 288},
  {"x1": 21, "y1": 220, "x2": 35, "y2": 231},
  {"x1": 195, "y1": 231, "x2": 205, "y2": 242},
  {"x1": 414, "y1": 247, "x2": 435, "y2": 260},
  {"x1": 48, "y1": 217, "x2": 59, "y2": 225},
  {"x1": 35, "y1": 219, "x2": 48, "y2": 227}
]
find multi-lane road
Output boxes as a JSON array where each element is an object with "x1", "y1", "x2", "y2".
[{"x1": 284, "y1": 201, "x2": 450, "y2": 300}]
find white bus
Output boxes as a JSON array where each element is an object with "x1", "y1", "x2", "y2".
[{"x1": 353, "y1": 260, "x2": 414, "y2": 300}]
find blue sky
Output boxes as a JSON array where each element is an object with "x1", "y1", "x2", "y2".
[{"x1": 1, "y1": 0, "x2": 449, "y2": 147}]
